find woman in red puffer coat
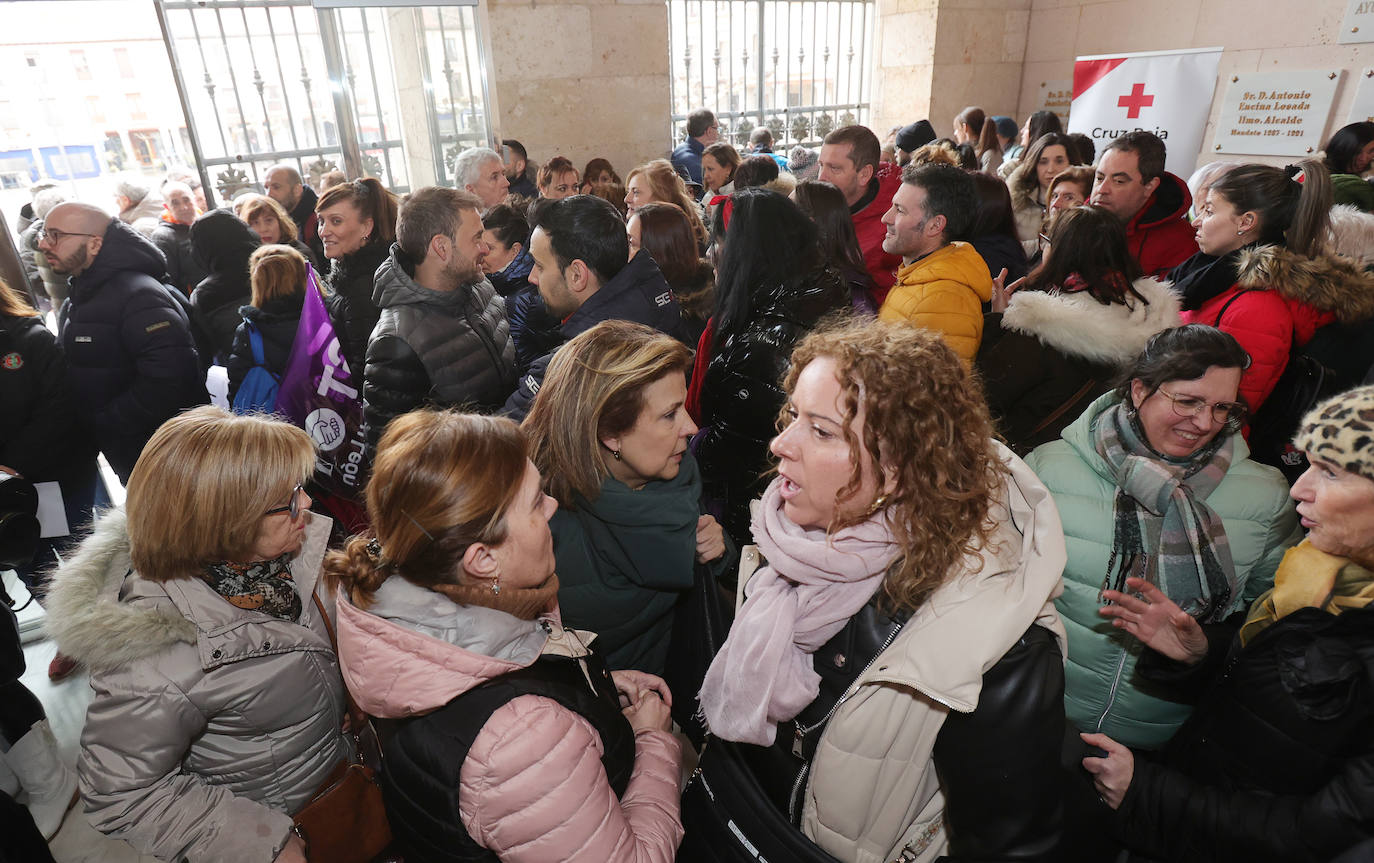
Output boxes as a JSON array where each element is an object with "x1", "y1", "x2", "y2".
[{"x1": 1173, "y1": 160, "x2": 1374, "y2": 415}]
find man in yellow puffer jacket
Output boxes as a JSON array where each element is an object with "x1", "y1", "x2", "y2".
[{"x1": 877, "y1": 163, "x2": 994, "y2": 362}]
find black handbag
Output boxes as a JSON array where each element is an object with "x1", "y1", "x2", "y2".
[
  {"x1": 667, "y1": 546, "x2": 840, "y2": 863},
  {"x1": 677, "y1": 735, "x2": 843, "y2": 863},
  {"x1": 661, "y1": 559, "x2": 731, "y2": 748},
  {"x1": 0, "y1": 474, "x2": 39, "y2": 573}
]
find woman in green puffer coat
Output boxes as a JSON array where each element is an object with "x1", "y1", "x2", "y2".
[
  {"x1": 1025, "y1": 324, "x2": 1300, "y2": 752},
  {"x1": 522, "y1": 320, "x2": 733, "y2": 675}
]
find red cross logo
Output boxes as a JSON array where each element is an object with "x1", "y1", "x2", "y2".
[{"x1": 1118, "y1": 83, "x2": 1155, "y2": 119}]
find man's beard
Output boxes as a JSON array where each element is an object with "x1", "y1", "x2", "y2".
[
  {"x1": 48, "y1": 244, "x2": 89, "y2": 275},
  {"x1": 445, "y1": 257, "x2": 485, "y2": 290}
]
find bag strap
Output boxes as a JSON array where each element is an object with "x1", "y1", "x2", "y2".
[
  {"x1": 244, "y1": 318, "x2": 267, "y2": 366},
  {"x1": 1027, "y1": 378, "x2": 1099, "y2": 439},
  {"x1": 311, "y1": 590, "x2": 362, "y2": 718},
  {"x1": 1212, "y1": 288, "x2": 1255, "y2": 328}
]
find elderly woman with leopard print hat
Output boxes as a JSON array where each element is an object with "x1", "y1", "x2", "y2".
[{"x1": 1080, "y1": 384, "x2": 1374, "y2": 862}]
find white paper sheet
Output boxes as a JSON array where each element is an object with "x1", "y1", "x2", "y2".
[{"x1": 34, "y1": 481, "x2": 70, "y2": 538}]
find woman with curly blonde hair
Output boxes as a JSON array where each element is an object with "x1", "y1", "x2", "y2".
[{"x1": 687, "y1": 318, "x2": 1069, "y2": 863}]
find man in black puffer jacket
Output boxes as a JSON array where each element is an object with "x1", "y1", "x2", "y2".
[
  {"x1": 150, "y1": 181, "x2": 206, "y2": 297},
  {"x1": 40, "y1": 203, "x2": 207, "y2": 484},
  {"x1": 364, "y1": 187, "x2": 517, "y2": 457},
  {"x1": 501, "y1": 195, "x2": 686, "y2": 421}
]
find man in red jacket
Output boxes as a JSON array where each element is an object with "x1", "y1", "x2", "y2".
[
  {"x1": 1090, "y1": 131, "x2": 1198, "y2": 279},
  {"x1": 819, "y1": 125, "x2": 903, "y2": 305}
]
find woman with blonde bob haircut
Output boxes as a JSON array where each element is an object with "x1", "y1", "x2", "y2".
[
  {"x1": 522, "y1": 320, "x2": 729, "y2": 674},
  {"x1": 45, "y1": 406, "x2": 347, "y2": 863},
  {"x1": 624, "y1": 159, "x2": 708, "y2": 249},
  {"x1": 323, "y1": 410, "x2": 685, "y2": 862},
  {"x1": 685, "y1": 319, "x2": 1068, "y2": 863},
  {"x1": 226, "y1": 244, "x2": 313, "y2": 404}
]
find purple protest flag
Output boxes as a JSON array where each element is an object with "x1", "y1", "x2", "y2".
[{"x1": 274, "y1": 265, "x2": 370, "y2": 501}]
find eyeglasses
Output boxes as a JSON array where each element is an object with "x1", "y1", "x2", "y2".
[
  {"x1": 1156, "y1": 388, "x2": 1247, "y2": 429},
  {"x1": 264, "y1": 484, "x2": 305, "y2": 519},
  {"x1": 38, "y1": 227, "x2": 98, "y2": 245}
]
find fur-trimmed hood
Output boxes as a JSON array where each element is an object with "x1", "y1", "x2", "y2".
[
  {"x1": 43, "y1": 507, "x2": 333, "y2": 673},
  {"x1": 1236, "y1": 244, "x2": 1374, "y2": 324},
  {"x1": 1000, "y1": 276, "x2": 1181, "y2": 365},
  {"x1": 42, "y1": 508, "x2": 197, "y2": 672}
]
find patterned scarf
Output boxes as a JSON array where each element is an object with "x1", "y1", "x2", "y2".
[
  {"x1": 1239, "y1": 540, "x2": 1374, "y2": 645},
  {"x1": 1092, "y1": 400, "x2": 1238, "y2": 623},
  {"x1": 201, "y1": 553, "x2": 302, "y2": 622}
]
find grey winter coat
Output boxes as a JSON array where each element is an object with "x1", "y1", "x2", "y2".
[
  {"x1": 44, "y1": 509, "x2": 349, "y2": 863},
  {"x1": 363, "y1": 245, "x2": 517, "y2": 452}
]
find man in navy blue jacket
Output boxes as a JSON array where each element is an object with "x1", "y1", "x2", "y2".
[
  {"x1": 670, "y1": 108, "x2": 719, "y2": 187},
  {"x1": 39, "y1": 202, "x2": 207, "y2": 484},
  {"x1": 502, "y1": 196, "x2": 686, "y2": 420}
]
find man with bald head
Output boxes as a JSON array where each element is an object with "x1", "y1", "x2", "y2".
[
  {"x1": 151, "y1": 180, "x2": 205, "y2": 296},
  {"x1": 264, "y1": 164, "x2": 324, "y2": 263},
  {"x1": 39, "y1": 202, "x2": 206, "y2": 483}
]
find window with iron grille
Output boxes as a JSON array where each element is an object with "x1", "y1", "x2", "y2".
[{"x1": 667, "y1": 0, "x2": 875, "y2": 151}]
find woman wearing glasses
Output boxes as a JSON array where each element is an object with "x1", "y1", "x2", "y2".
[
  {"x1": 1025, "y1": 325, "x2": 1301, "y2": 755},
  {"x1": 45, "y1": 406, "x2": 348, "y2": 863}
]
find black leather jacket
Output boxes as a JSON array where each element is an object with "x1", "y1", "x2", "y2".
[
  {"x1": 740, "y1": 593, "x2": 1065, "y2": 860},
  {"x1": 1115, "y1": 604, "x2": 1374, "y2": 862},
  {"x1": 694, "y1": 266, "x2": 849, "y2": 546}
]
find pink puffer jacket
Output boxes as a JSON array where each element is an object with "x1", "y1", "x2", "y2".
[{"x1": 335, "y1": 585, "x2": 684, "y2": 863}]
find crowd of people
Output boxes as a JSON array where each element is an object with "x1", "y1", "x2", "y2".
[{"x1": 2, "y1": 104, "x2": 1374, "y2": 863}]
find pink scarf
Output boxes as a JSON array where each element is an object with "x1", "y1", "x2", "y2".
[{"x1": 698, "y1": 478, "x2": 898, "y2": 745}]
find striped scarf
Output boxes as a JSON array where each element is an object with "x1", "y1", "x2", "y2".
[{"x1": 1093, "y1": 400, "x2": 1239, "y2": 623}]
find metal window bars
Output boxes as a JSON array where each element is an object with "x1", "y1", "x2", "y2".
[
  {"x1": 155, "y1": 0, "x2": 492, "y2": 206},
  {"x1": 667, "y1": 0, "x2": 874, "y2": 152}
]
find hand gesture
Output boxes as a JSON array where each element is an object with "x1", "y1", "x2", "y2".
[
  {"x1": 622, "y1": 689, "x2": 673, "y2": 734},
  {"x1": 695, "y1": 514, "x2": 726, "y2": 563},
  {"x1": 1080, "y1": 732, "x2": 1133, "y2": 810},
  {"x1": 1099, "y1": 576, "x2": 1209, "y2": 665},
  {"x1": 610, "y1": 669, "x2": 672, "y2": 709},
  {"x1": 989, "y1": 268, "x2": 1026, "y2": 314}
]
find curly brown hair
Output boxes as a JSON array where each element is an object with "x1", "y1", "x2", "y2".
[{"x1": 782, "y1": 320, "x2": 1005, "y2": 612}]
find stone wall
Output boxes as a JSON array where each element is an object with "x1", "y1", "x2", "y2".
[
  {"x1": 870, "y1": 0, "x2": 1030, "y2": 143},
  {"x1": 486, "y1": 0, "x2": 673, "y2": 179}
]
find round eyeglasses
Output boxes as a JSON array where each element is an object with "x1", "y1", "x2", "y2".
[{"x1": 1156, "y1": 388, "x2": 1247, "y2": 430}]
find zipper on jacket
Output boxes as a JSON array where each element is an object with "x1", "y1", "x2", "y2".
[
  {"x1": 787, "y1": 617, "x2": 906, "y2": 823},
  {"x1": 1094, "y1": 646, "x2": 1130, "y2": 732}
]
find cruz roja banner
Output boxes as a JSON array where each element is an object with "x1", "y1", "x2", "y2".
[{"x1": 1068, "y1": 47, "x2": 1223, "y2": 179}]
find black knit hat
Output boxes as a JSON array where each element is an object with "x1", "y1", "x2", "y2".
[{"x1": 895, "y1": 120, "x2": 937, "y2": 153}]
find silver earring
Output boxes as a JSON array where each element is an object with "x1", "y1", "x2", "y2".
[
  {"x1": 491, "y1": 579, "x2": 500, "y2": 596},
  {"x1": 612, "y1": 450, "x2": 622, "y2": 461}
]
